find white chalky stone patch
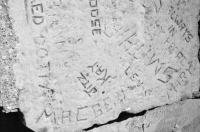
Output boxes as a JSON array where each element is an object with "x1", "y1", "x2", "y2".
[
  {"x1": 87, "y1": 99, "x2": 200, "y2": 132},
  {"x1": 8, "y1": 0, "x2": 199, "y2": 131}
]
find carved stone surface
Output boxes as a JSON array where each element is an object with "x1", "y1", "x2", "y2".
[
  {"x1": 7, "y1": 0, "x2": 199, "y2": 131},
  {"x1": 87, "y1": 99, "x2": 200, "y2": 132}
]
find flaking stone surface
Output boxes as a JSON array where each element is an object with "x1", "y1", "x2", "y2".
[
  {"x1": 7, "y1": 0, "x2": 200, "y2": 132},
  {"x1": 87, "y1": 99, "x2": 200, "y2": 132},
  {"x1": 0, "y1": 0, "x2": 19, "y2": 112}
]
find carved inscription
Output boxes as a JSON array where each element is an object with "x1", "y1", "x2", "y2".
[
  {"x1": 87, "y1": 62, "x2": 111, "y2": 85},
  {"x1": 77, "y1": 72, "x2": 97, "y2": 97},
  {"x1": 90, "y1": 0, "x2": 101, "y2": 35},
  {"x1": 92, "y1": 103, "x2": 103, "y2": 118},
  {"x1": 77, "y1": 61, "x2": 112, "y2": 97},
  {"x1": 125, "y1": 66, "x2": 143, "y2": 90},
  {"x1": 31, "y1": 1, "x2": 44, "y2": 25},
  {"x1": 10, "y1": 0, "x2": 199, "y2": 131},
  {"x1": 36, "y1": 47, "x2": 51, "y2": 90},
  {"x1": 36, "y1": 109, "x2": 56, "y2": 124},
  {"x1": 169, "y1": 6, "x2": 193, "y2": 42},
  {"x1": 36, "y1": 90, "x2": 126, "y2": 125},
  {"x1": 62, "y1": 110, "x2": 71, "y2": 124}
]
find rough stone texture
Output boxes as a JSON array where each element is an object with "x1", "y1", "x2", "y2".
[
  {"x1": 87, "y1": 99, "x2": 200, "y2": 132},
  {"x1": 0, "y1": 0, "x2": 19, "y2": 112},
  {"x1": 6, "y1": 0, "x2": 200, "y2": 132}
]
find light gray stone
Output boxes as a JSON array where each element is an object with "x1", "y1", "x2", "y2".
[
  {"x1": 7, "y1": 0, "x2": 200, "y2": 131},
  {"x1": 87, "y1": 99, "x2": 200, "y2": 132}
]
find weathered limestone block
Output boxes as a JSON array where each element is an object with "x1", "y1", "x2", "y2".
[
  {"x1": 88, "y1": 99, "x2": 200, "y2": 132},
  {"x1": 8, "y1": 0, "x2": 199, "y2": 131}
]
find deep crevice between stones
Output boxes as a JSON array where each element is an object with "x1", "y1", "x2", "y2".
[
  {"x1": 83, "y1": 106, "x2": 162, "y2": 131},
  {"x1": 83, "y1": 110, "x2": 146, "y2": 131},
  {"x1": 83, "y1": 97, "x2": 200, "y2": 131},
  {"x1": 83, "y1": 14, "x2": 200, "y2": 132},
  {"x1": 83, "y1": 94, "x2": 200, "y2": 131},
  {"x1": 197, "y1": 16, "x2": 200, "y2": 96},
  {"x1": 12, "y1": 97, "x2": 200, "y2": 132},
  {"x1": 198, "y1": 16, "x2": 200, "y2": 65}
]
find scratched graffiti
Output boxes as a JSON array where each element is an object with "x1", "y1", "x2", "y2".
[
  {"x1": 31, "y1": 1, "x2": 45, "y2": 25},
  {"x1": 8, "y1": 0, "x2": 200, "y2": 132},
  {"x1": 77, "y1": 61, "x2": 112, "y2": 97},
  {"x1": 90, "y1": 0, "x2": 101, "y2": 35},
  {"x1": 84, "y1": 100, "x2": 200, "y2": 132}
]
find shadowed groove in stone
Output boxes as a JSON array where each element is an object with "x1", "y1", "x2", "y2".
[
  {"x1": 195, "y1": 18, "x2": 200, "y2": 98},
  {"x1": 84, "y1": 110, "x2": 147, "y2": 131},
  {"x1": 83, "y1": 98, "x2": 200, "y2": 131},
  {"x1": 198, "y1": 18, "x2": 200, "y2": 64}
]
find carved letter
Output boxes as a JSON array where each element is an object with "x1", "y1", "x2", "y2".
[
  {"x1": 175, "y1": 51, "x2": 186, "y2": 63},
  {"x1": 87, "y1": 62, "x2": 98, "y2": 72},
  {"x1": 89, "y1": 0, "x2": 97, "y2": 7},
  {"x1": 36, "y1": 109, "x2": 55, "y2": 124},
  {"x1": 103, "y1": 97, "x2": 113, "y2": 112},
  {"x1": 36, "y1": 48, "x2": 48, "y2": 58},
  {"x1": 92, "y1": 103, "x2": 102, "y2": 117},
  {"x1": 33, "y1": 16, "x2": 44, "y2": 25},
  {"x1": 34, "y1": 37, "x2": 45, "y2": 45},
  {"x1": 84, "y1": 87, "x2": 97, "y2": 97},
  {"x1": 91, "y1": 9, "x2": 98, "y2": 17},
  {"x1": 97, "y1": 69, "x2": 111, "y2": 85},
  {"x1": 31, "y1": 4, "x2": 43, "y2": 14},
  {"x1": 62, "y1": 110, "x2": 71, "y2": 123},
  {"x1": 77, "y1": 106, "x2": 88, "y2": 121},
  {"x1": 92, "y1": 29, "x2": 101, "y2": 35},
  {"x1": 77, "y1": 72, "x2": 90, "y2": 88},
  {"x1": 91, "y1": 19, "x2": 101, "y2": 27}
]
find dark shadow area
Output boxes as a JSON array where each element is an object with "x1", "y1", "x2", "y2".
[
  {"x1": 198, "y1": 16, "x2": 200, "y2": 94},
  {"x1": 84, "y1": 110, "x2": 147, "y2": 131},
  {"x1": 83, "y1": 104, "x2": 178, "y2": 131},
  {"x1": 18, "y1": 108, "x2": 26, "y2": 126},
  {"x1": 0, "y1": 107, "x2": 34, "y2": 132},
  {"x1": 192, "y1": 91, "x2": 200, "y2": 99},
  {"x1": 198, "y1": 17, "x2": 200, "y2": 63}
]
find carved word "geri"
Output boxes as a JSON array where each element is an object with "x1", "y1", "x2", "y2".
[
  {"x1": 31, "y1": 1, "x2": 44, "y2": 25},
  {"x1": 90, "y1": 0, "x2": 101, "y2": 35}
]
